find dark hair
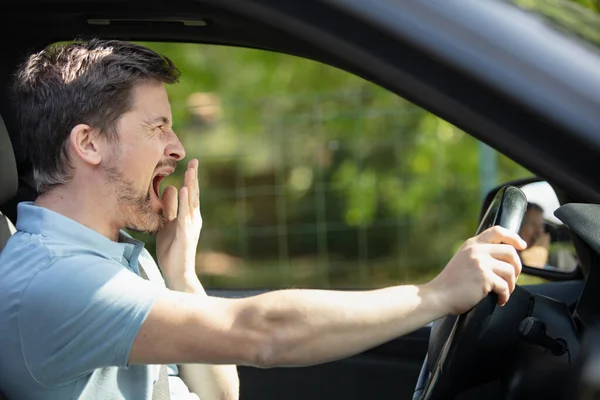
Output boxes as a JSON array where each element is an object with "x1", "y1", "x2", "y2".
[
  {"x1": 11, "y1": 39, "x2": 180, "y2": 194},
  {"x1": 527, "y1": 202, "x2": 544, "y2": 213}
]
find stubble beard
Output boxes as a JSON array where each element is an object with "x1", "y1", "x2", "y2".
[{"x1": 103, "y1": 165, "x2": 164, "y2": 235}]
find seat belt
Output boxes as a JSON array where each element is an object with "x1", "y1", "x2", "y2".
[{"x1": 138, "y1": 264, "x2": 171, "y2": 400}]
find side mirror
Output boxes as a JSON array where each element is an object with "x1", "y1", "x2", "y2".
[{"x1": 480, "y1": 178, "x2": 580, "y2": 280}]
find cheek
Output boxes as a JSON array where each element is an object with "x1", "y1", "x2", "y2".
[
  {"x1": 113, "y1": 138, "x2": 164, "y2": 183},
  {"x1": 120, "y1": 147, "x2": 157, "y2": 176}
]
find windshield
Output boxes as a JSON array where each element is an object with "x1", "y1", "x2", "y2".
[{"x1": 502, "y1": 0, "x2": 600, "y2": 49}]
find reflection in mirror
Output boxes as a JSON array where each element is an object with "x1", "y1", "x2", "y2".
[{"x1": 518, "y1": 181, "x2": 578, "y2": 273}]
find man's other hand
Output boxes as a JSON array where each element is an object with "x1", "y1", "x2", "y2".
[{"x1": 156, "y1": 158, "x2": 203, "y2": 290}]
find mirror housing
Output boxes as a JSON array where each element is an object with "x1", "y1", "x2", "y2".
[{"x1": 480, "y1": 177, "x2": 581, "y2": 281}]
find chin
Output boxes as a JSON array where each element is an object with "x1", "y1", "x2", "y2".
[
  {"x1": 126, "y1": 215, "x2": 163, "y2": 235},
  {"x1": 123, "y1": 198, "x2": 165, "y2": 235}
]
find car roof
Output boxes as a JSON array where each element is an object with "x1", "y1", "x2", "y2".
[{"x1": 2, "y1": 0, "x2": 600, "y2": 202}]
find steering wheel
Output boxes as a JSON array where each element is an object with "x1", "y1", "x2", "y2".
[{"x1": 413, "y1": 185, "x2": 527, "y2": 400}]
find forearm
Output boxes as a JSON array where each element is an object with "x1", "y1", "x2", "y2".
[
  {"x1": 164, "y1": 273, "x2": 448, "y2": 369},
  {"x1": 167, "y1": 275, "x2": 239, "y2": 400},
  {"x1": 179, "y1": 364, "x2": 239, "y2": 400},
  {"x1": 239, "y1": 283, "x2": 447, "y2": 367}
]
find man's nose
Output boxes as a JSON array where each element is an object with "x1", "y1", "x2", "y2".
[{"x1": 165, "y1": 132, "x2": 186, "y2": 161}]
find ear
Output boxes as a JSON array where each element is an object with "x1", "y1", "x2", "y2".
[{"x1": 68, "y1": 124, "x2": 104, "y2": 166}]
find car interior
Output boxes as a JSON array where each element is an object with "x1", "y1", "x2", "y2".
[
  {"x1": 0, "y1": 117, "x2": 17, "y2": 253},
  {"x1": 3, "y1": 1, "x2": 600, "y2": 399}
]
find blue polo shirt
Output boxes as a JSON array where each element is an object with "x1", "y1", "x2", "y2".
[{"x1": 0, "y1": 202, "x2": 194, "y2": 399}]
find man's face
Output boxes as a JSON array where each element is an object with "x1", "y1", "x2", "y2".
[
  {"x1": 519, "y1": 209, "x2": 545, "y2": 247},
  {"x1": 101, "y1": 81, "x2": 185, "y2": 234}
]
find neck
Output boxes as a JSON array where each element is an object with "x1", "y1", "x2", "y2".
[{"x1": 34, "y1": 184, "x2": 123, "y2": 241}]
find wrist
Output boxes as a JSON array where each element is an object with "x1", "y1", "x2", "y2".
[{"x1": 418, "y1": 280, "x2": 452, "y2": 319}]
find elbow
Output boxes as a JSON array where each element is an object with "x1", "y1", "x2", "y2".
[
  {"x1": 236, "y1": 306, "x2": 283, "y2": 369},
  {"x1": 253, "y1": 333, "x2": 280, "y2": 369},
  {"x1": 230, "y1": 299, "x2": 300, "y2": 369},
  {"x1": 238, "y1": 322, "x2": 280, "y2": 369}
]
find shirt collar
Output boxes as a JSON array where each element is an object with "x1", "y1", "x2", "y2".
[{"x1": 15, "y1": 201, "x2": 145, "y2": 264}]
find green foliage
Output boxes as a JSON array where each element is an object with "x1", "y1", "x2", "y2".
[
  {"x1": 127, "y1": 42, "x2": 532, "y2": 289},
  {"x1": 130, "y1": 0, "x2": 596, "y2": 288}
]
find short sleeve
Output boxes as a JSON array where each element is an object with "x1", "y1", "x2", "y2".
[{"x1": 18, "y1": 255, "x2": 165, "y2": 387}]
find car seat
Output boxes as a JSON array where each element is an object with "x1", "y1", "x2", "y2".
[
  {"x1": 0, "y1": 114, "x2": 18, "y2": 400},
  {"x1": 0, "y1": 114, "x2": 17, "y2": 251}
]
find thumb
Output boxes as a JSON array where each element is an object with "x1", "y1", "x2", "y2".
[{"x1": 161, "y1": 186, "x2": 178, "y2": 222}]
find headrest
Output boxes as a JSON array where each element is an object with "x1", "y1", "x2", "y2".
[{"x1": 0, "y1": 115, "x2": 17, "y2": 206}]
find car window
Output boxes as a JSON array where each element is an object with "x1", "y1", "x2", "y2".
[{"x1": 129, "y1": 43, "x2": 534, "y2": 289}]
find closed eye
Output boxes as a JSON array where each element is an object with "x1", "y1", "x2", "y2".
[{"x1": 151, "y1": 124, "x2": 173, "y2": 135}]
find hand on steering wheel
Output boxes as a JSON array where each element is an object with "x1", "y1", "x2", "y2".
[
  {"x1": 414, "y1": 186, "x2": 528, "y2": 400},
  {"x1": 427, "y1": 225, "x2": 526, "y2": 315}
]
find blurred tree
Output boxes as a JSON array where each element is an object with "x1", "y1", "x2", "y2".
[{"x1": 129, "y1": 0, "x2": 595, "y2": 288}]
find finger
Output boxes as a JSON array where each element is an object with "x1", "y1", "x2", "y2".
[
  {"x1": 489, "y1": 258, "x2": 518, "y2": 295},
  {"x1": 188, "y1": 160, "x2": 199, "y2": 210},
  {"x1": 487, "y1": 270, "x2": 510, "y2": 306},
  {"x1": 179, "y1": 186, "x2": 189, "y2": 218},
  {"x1": 189, "y1": 167, "x2": 196, "y2": 210},
  {"x1": 184, "y1": 161, "x2": 193, "y2": 190},
  {"x1": 193, "y1": 161, "x2": 200, "y2": 210},
  {"x1": 477, "y1": 226, "x2": 527, "y2": 250},
  {"x1": 486, "y1": 244, "x2": 522, "y2": 278},
  {"x1": 188, "y1": 158, "x2": 199, "y2": 170},
  {"x1": 161, "y1": 185, "x2": 178, "y2": 222},
  {"x1": 184, "y1": 167, "x2": 192, "y2": 206}
]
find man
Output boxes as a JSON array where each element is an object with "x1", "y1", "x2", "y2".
[
  {"x1": 518, "y1": 202, "x2": 550, "y2": 268},
  {"x1": 0, "y1": 39, "x2": 527, "y2": 399}
]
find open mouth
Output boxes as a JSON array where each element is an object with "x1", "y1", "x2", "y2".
[{"x1": 152, "y1": 174, "x2": 167, "y2": 198}]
